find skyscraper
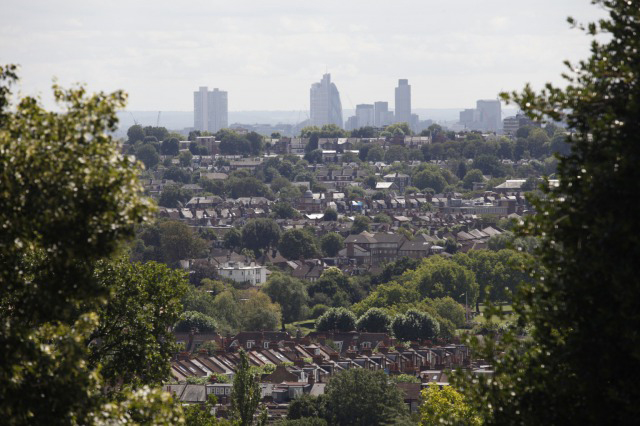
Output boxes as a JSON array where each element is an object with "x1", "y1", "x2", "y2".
[
  {"x1": 193, "y1": 86, "x2": 228, "y2": 132},
  {"x1": 355, "y1": 104, "x2": 375, "y2": 128},
  {"x1": 394, "y1": 79, "x2": 411, "y2": 124},
  {"x1": 374, "y1": 101, "x2": 391, "y2": 127},
  {"x1": 310, "y1": 74, "x2": 343, "y2": 128},
  {"x1": 476, "y1": 99, "x2": 502, "y2": 132}
]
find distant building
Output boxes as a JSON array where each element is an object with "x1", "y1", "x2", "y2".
[
  {"x1": 459, "y1": 108, "x2": 479, "y2": 129},
  {"x1": 374, "y1": 101, "x2": 392, "y2": 127},
  {"x1": 217, "y1": 260, "x2": 267, "y2": 286},
  {"x1": 355, "y1": 104, "x2": 375, "y2": 128},
  {"x1": 310, "y1": 74, "x2": 343, "y2": 128},
  {"x1": 476, "y1": 99, "x2": 502, "y2": 132},
  {"x1": 345, "y1": 116, "x2": 358, "y2": 131},
  {"x1": 394, "y1": 79, "x2": 412, "y2": 124},
  {"x1": 193, "y1": 86, "x2": 228, "y2": 133},
  {"x1": 503, "y1": 113, "x2": 538, "y2": 135}
]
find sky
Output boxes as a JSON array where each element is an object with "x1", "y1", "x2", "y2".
[{"x1": 1, "y1": 0, "x2": 606, "y2": 112}]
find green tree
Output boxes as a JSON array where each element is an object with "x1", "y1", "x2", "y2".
[
  {"x1": 356, "y1": 308, "x2": 392, "y2": 333},
  {"x1": 323, "y1": 369, "x2": 408, "y2": 425},
  {"x1": 322, "y1": 207, "x2": 338, "y2": 221},
  {"x1": 462, "y1": 168, "x2": 485, "y2": 190},
  {"x1": 365, "y1": 145, "x2": 384, "y2": 162},
  {"x1": 408, "y1": 256, "x2": 478, "y2": 304},
  {"x1": 231, "y1": 350, "x2": 263, "y2": 426},
  {"x1": 241, "y1": 218, "x2": 281, "y2": 255},
  {"x1": 278, "y1": 228, "x2": 319, "y2": 260},
  {"x1": 127, "y1": 124, "x2": 145, "y2": 143},
  {"x1": 391, "y1": 309, "x2": 440, "y2": 341},
  {"x1": 414, "y1": 169, "x2": 447, "y2": 193},
  {"x1": 262, "y1": 272, "x2": 309, "y2": 329},
  {"x1": 179, "y1": 150, "x2": 193, "y2": 167},
  {"x1": 315, "y1": 308, "x2": 356, "y2": 332},
  {"x1": 271, "y1": 201, "x2": 300, "y2": 219},
  {"x1": 287, "y1": 394, "x2": 325, "y2": 420},
  {"x1": 431, "y1": 297, "x2": 466, "y2": 328},
  {"x1": 320, "y1": 232, "x2": 344, "y2": 257},
  {"x1": 457, "y1": 3, "x2": 640, "y2": 424},
  {"x1": 158, "y1": 183, "x2": 190, "y2": 208},
  {"x1": 0, "y1": 66, "x2": 182, "y2": 423},
  {"x1": 420, "y1": 383, "x2": 480, "y2": 426},
  {"x1": 350, "y1": 215, "x2": 371, "y2": 234},
  {"x1": 175, "y1": 311, "x2": 218, "y2": 333},
  {"x1": 136, "y1": 143, "x2": 160, "y2": 169},
  {"x1": 223, "y1": 227, "x2": 242, "y2": 250},
  {"x1": 240, "y1": 291, "x2": 281, "y2": 331},
  {"x1": 158, "y1": 220, "x2": 208, "y2": 267},
  {"x1": 90, "y1": 259, "x2": 187, "y2": 389},
  {"x1": 161, "y1": 137, "x2": 180, "y2": 156}
]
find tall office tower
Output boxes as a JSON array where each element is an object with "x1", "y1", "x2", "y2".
[
  {"x1": 374, "y1": 101, "x2": 390, "y2": 127},
  {"x1": 476, "y1": 99, "x2": 502, "y2": 132},
  {"x1": 193, "y1": 87, "x2": 228, "y2": 132},
  {"x1": 310, "y1": 73, "x2": 343, "y2": 128},
  {"x1": 394, "y1": 79, "x2": 412, "y2": 124},
  {"x1": 459, "y1": 108, "x2": 479, "y2": 129},
  {"x1": 355, "y1": 104, "x2": 375, "y2": 128}
]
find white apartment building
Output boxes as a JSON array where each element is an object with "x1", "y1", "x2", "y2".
[{"x1": 217, "y1": 261, "x2": 267, "y2": 285}]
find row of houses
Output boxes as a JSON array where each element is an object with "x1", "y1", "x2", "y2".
[{"x1": 167, "y1": 331, "x2": 486, "y2": 419}]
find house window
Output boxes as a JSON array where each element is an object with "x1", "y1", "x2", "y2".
[
  {"x1": 362, "y1": 342, "x2": 371, "y2": 349},
  {"x1": 264, "y1": 342, "x2": 269, "y2": 349},
  {"x1": 247, "y1": 340, "x2": 254, "y2": 349}
]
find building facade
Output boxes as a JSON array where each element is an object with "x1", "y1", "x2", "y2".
[
  {"x1": 193, "y1": 87, "x2": 228, "y2": 133},
  {"x1": 355, "y1": 104, "x2": 375, "y2": 128},
  {"x1": 394, "y1": 79, "x2": 412, "y2": 124},
  {"x1": 310, "y1": 74, "x2": 343, "y2": 128},
  {"x1": 476, "y1": 99, "x2": 501, "y2": 132}
]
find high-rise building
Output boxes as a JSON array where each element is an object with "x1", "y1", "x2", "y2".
[
  {"x1": 310, "y1": 74, "x2": 343, "y2": 128},
  {"x1": 193, "y1": 87, "x2": 228, "y2": 132},
  {"x1": 355, "y1": 104, "x2": 375, "y2": 128},
  {"x1": 394, "y1": 79, "x2": 412, "y2": 124},
  {"x1": 374, "y1": 101, "x2": 391, "y2": 127},
  {"x1": 476, "y1": 99, "x2": 502, "y2": 132}
]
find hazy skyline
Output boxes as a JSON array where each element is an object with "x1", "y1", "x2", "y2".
[{"x1": 1, "y1": 0, "x2": 604, "y2": 112}]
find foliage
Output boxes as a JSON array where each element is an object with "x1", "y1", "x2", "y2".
[
  {"x1": 240, "y1": 291, "x2": 282, "y2": 331},
  {"x1": 287, "y1": 394, "x2": 325, "y2": 420},
  {"x1": 158, "y1": 220, "x2": 208, "y2": 267},
  {"x1": 315, "y1": 308, "x2": 356, "y2": 332},
  {"x1": 391, "y1": 309, "x2": 440, "y2": 341},
  {"x1": 136, "y1": 143, "x2": 160, "y2": 169},
  {"x1": 351, "y1": 215, "x2": 371, "y2": 234},
  {"x1": 391, "y1": 374, "x2": 421, "y2": 384},
  {"x1": 223, "y1": 228, "x2": 242, "y2": 250},
  {"x1": 319, "y1": 232, "x2": 344, "y2": 257},
  {"x1": 262, "y1": 272, "x2": 309, "y2": 327},
  {"x1": 0, "y1": 66, "x2": 188, "y2": 423},
  {"x1": 431, "y1": 297, "x2": 466, "y2": 328},
  {"x1": 158, "y1": 183, "x2": 191, "y2": 208},
  {"x1": 278, "y1": 228, "x2": 319, "y2": 260},
  {"x1": 175, "y1": 311, "x2": 218, "y2": 333},
  {"x1": 271, "y1": 201, "x2": 300, "y2": 219},
  {"x1": 323, "y1": 369, "x2": 409, "y2": 425},
  {"x1": 90, "y1": 259, "x2": 187, "y2": 389},
  {"x1": 322, "y1": 207, "x2": 338, "y2": 221},
  {"x1": 419, "y1": 384, "x2": 480, "y2": 426},
  {"x1": 356, "y1": 308, "x2": 392, "y2": 333},
  {"x1": 456, "y1": 3, "x2": 640, "y2": 424},
  {"x1": 242, "y1": 218, "x2": 281, "y2": 255},
  {"x1": 462, "y1": 168, "x2": 485, "y2": 190},
  {"x1": 402, "y1": 256, "x2": 478, "y2": 305},
  {"x1": 231, "y1": 350, "x2": 263, "y2": 426}
]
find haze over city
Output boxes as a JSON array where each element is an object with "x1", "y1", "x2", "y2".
[{"x1": 2, "y1": 0, "x2": 604, "y2": 112}]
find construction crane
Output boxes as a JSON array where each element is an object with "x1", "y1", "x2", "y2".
[
  {"x1": 129, "y1": 112, "x2": 138, "y2": 126},
  {"x1": 156, "y1": 111, "x2": 161, "y2": 127}
]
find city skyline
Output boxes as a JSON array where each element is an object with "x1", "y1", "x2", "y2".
[{"x1": 1, "y1": 0, "x2": 604, "y2": 111}]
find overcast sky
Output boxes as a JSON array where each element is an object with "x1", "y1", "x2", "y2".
[{"x1": 1, "y1": 0, "x2": 605, "y2": 112}]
